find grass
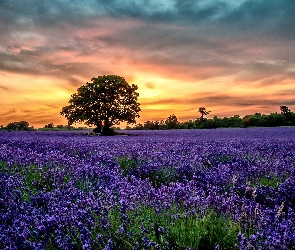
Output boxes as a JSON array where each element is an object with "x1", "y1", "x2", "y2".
[
  {"x1": 116, "y1": 156, "x2": 189, "y2": 187},
  {"x1": 116, "y1": 156, "x2": 139, "y2": 177},
  {"x1": 256, "y1": 173, "x2": 281, "y2": 189},
  {"x1": 0, "y1": 161, "x2": 71, "y2": 201},
  {"x1": 1, "y1": 160, "x2": 254, "y2": 249},
  {"x1": 91, "y1": 204, "x2": 241, "y2": 249}
]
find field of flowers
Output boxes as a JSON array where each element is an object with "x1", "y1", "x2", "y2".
[{"x1": 1, "y1": 127, "x2": 295, "y2": 249}]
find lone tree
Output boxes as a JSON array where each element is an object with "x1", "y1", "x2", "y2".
[
  {"x1": 198, "y1": 107, "x2": 211, "y2": 122},
  {"x1": 60, "y1": 75, "x2": 141, "y2": 135}
]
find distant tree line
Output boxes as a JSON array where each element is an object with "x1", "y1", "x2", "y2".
[
  {"x1": 0, "y1": 121, "x2": 35, "y2": 131},
  {"x1": 40, "y1": 123, "x2": 88, "y2": 131},
  {"x1": 57, "y1": 74, "x2": 294, "y2": 134},
  {"x1": 1, "y1": 106, "x2": 294, "y2": 132},
  {"x1": 127, "y1": 106, "x2": 295, "y2": 130},
  {"x1": 0, "y1": 121, "x2": 87, "y2": 131}
]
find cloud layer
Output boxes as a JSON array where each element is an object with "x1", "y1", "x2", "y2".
[{"x1": 0, "y1": 0, "x2": 295, "y2": 127}]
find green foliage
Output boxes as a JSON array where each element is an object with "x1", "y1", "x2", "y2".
[
  {"x1": 75, "y1": 176, "x2": 95, "y2": 193},
  {"x1": 255, "y1": 172, "x2": 289, "y2": 189},
  {"x1": 280, "y1": 105, "x2": 295, "y2": 125},
  {"x1": 263, "y1": 113, "x2": 288, "y2": 127},
  {"x1": 39, "y1": 125, "x2": 78, "y2": 131},
  {"x1": 4, "y1": 121, "x2": 34, "y2": 131},
  {"x1": 257, "y1": 175, "x2": 280, "y2": 189},
  {"x1": 139, "y1": 114, "x2": 180, "y2": 130},
  {"x1": 117, "y1": 156, "x2": 181, "y2": 187},
  {"x1": 178, "y1": 120, "x2": 197, "y2": 129},
  {"x1": 165, "y1": 114, "x2": 179, "y2": 129},
  {"x1": 44, "y1": 123, "x2": 54, "y2": 128},
  {"x1": 92, "y1": 205, "x2": 240, "y2": 249},
  {"x1": 23, "y1": 164, "x2": 54, "y2": 194},
  {"x1": 60, "y1": 75, "x2": 141, "y2": 135},
  {"x1": 242, "y1": 113, "x2": 289, "y2": 127},
  {"x1": 2, "y1": 157, "x2": 258, "y2": 249},
  {"x1": 116, "y1": 156, "x2": 139, "y2": 176},
  {"x1": 242, "y1": 114, "x2": 264, "y2": 127},
  {"x1": 0, "y1": 162, "x2": 9, "y2": 174},
  {"x1": 146, "y1": 167, "x2": 179, "y2": 188},
  {"x1": 165, "y1": 210, "x2": 240, "y2": 249},
  {"x1": 143, "y1": 120, "x2": 165, "y2": 130},
  {"x1": 132, "y1": 123, "x2": 144, "y2": 130},
  {"x1": 130, "y1": 106, "x2": 294, "y2": 131},
  {"x1": 0, "y1": 162, "x2": 71, "y2": 200}
]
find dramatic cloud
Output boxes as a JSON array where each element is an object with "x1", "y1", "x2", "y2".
[
  {"x1": 0, "y1": 109, "x2": 16, "y2": 116},
  {"x1": 0, "y1": 85, "x2": 9, "y2": 91},
  {"x1": 0, "y1": 0, "x2": 295, "y2": 127}
]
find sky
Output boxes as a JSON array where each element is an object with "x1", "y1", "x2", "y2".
[{"x1": 1, "y1": 0, "x2": 295, "y2": 128}]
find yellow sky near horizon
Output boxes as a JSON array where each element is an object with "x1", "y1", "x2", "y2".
[
  {"x1": 1, "y1": 1, "x2": 295, "y2": 128},
  {"x1": 1, "y1": 69, "x2": 291, "y2": 128}
]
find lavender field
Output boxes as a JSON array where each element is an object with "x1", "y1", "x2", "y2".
[{"x1": 1, "y1": 128, "x2": 295, "y2": 249}]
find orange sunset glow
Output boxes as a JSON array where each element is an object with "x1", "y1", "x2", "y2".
[{"x1": 1, "y1": 1, "x2": 295, "y2": 128}]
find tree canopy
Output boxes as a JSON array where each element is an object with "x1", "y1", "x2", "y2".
[
  {"x1": 130, "y1": 106, "x2": 295, "y2": 130},
  {"x1": 5, "y1": 121, "x2": 33, "y2": 131},
  {"x1": 165, "y1": 114, "x2": 179, "y2": 129},
  {"x1": 60, "y1": 75, "x2": 141, "y2": 135},
  {"x1": 198, "y1": 107, "x2": 211, "y2": 122}
]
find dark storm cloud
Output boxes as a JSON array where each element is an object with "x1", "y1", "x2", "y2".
[
  {"x1": 224, "y1": 0, "x2": 295, "y2": 38},
  {"x1": 95, "y1": 0, "x2": 230, "y2": 23},
  {"x1": 99, "y1": 0, "x2": 294, "y2": 41},
  {"x1": 0, "y1": 0, "x2": 94, "y2": 28},
  {"x1": 0, "y1": 47, "x2": 97, "y2": 83},
  {"x1": 220, "y1": 1, "x2": 282, "y2": 27},
  {"x1": 0, "y1": 0, "x2": 295, "y2": 97},
  {"x1": 1, "y1": 0, "x2": 294, "y2": 32}
]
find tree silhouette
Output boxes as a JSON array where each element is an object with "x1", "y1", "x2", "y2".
[
  {"x1": 198, "y1": 107, "x2": 211, "y2": 122},
  {"x1": 165, "y1": 114, "x2": 179, "y2": 129},
  {"x1": 280, "y1": 106, "x2": 292, "y2": 116},
  {"x1": 280, "y1": 105, "x2": 295, "y2": 125},
  {"x1": 5, "y1": 121, "x2": 32, "y2": 131},
  {"x1": 61, "y1": 75, "x2": 141, "y2": 135}
]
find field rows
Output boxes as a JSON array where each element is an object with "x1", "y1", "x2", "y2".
[{"x1": 1, "y1": 128, "x2": 295, "y2": 249}]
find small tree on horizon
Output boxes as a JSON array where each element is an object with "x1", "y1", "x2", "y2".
[
  {"x1": 198, "y1": 107, "x2": 211, "y2": 122},
  {"x1": 165, "y1": 114, "x2": 179, "y2": 129},
  {"x1": 44, "y1": 123, "x2": 54, "y2": 129},
  {"x1": 280, "y1": 105, "x2": 295, "y2": 125},
  {"x1": 280, "y1": 105, "x2": 292, "y2": 115},
  {"x1": 5, "y1": 121, "x2": 33, "y2": 131},
  {"x1": 60, "y1": 75, "x2": 141, "y2": 135}
]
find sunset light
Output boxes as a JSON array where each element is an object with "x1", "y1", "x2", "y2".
[{"x1": 0, "y1": 0, "x2": 295, "y2": 128}]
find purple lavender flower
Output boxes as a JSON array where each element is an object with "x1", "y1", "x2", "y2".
[{"x1": 0, "y1": 128, "x2": 295, "y2": 248}]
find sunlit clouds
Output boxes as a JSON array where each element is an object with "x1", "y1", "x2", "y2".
[{"x1": 0, "y1": 0, "x2": 295, "y2": 127}]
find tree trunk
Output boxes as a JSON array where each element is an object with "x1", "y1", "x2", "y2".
[
  {"x1": 102, "y1": 120, "x2": 115, "y2": 136},
  {"x1": 93, "y1": 121, "x2": 102, "y2": 134}
]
